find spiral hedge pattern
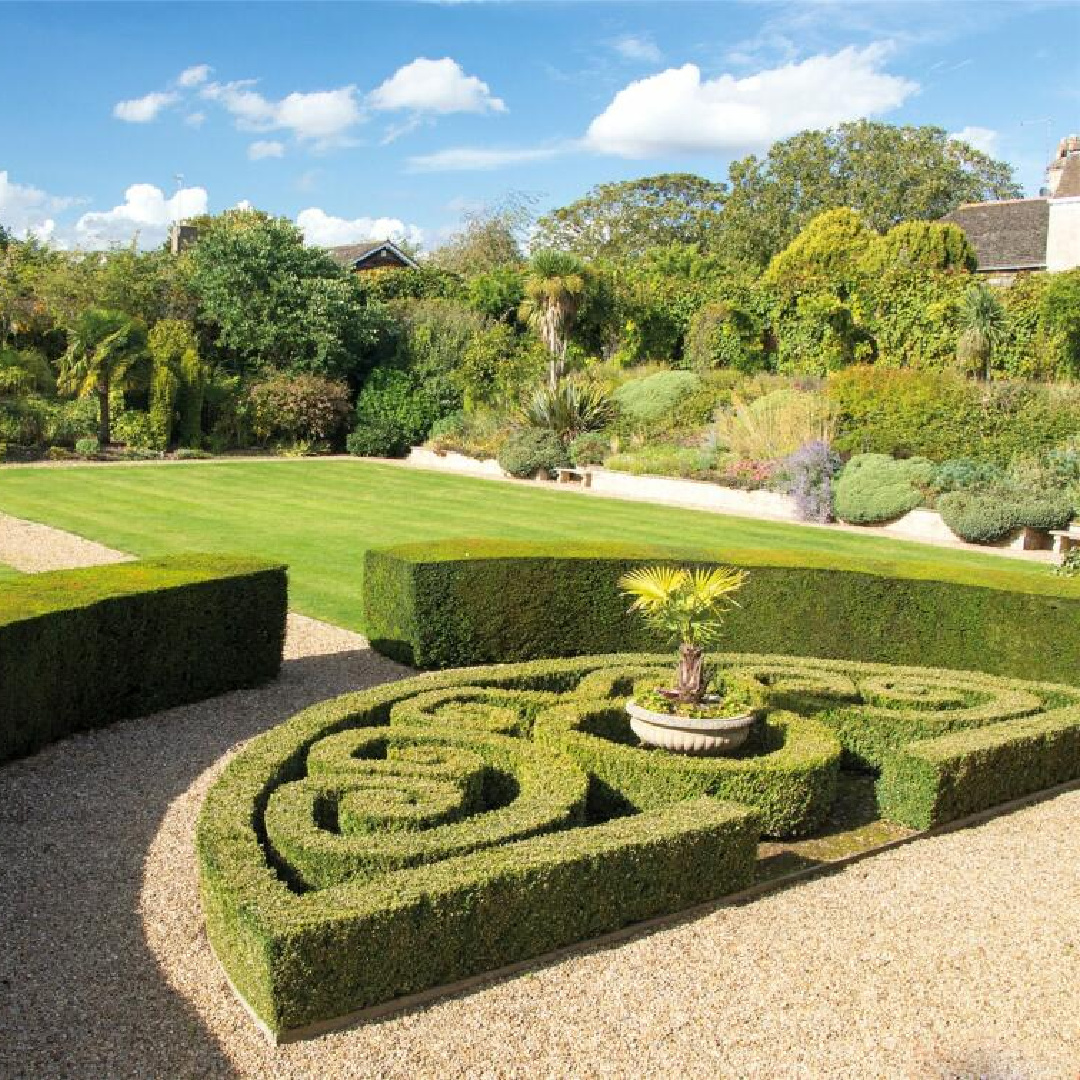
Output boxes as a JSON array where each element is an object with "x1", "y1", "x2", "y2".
[{"x1": 197, "y1": 653, "x2": 1080, "y2": 1037}]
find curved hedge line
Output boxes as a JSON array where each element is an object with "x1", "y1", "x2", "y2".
[
  {"x1": 0, "y1": 554, "x2": 287, "y2": 763},
  {"x1": 197, "y1": 653, "x2": 1080, "y2": 1037},
  {"x1": 362, "y1": 539, "x2": 1080, "y2": 685}
]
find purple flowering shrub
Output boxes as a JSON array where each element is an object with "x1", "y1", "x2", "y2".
[{"x1": 784, "y1": 440, "x2": 843, "y2": 522}]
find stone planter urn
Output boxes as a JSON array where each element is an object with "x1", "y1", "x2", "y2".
[{"x1": 626, "y1": 699, "x2": 757, "y2": 756}]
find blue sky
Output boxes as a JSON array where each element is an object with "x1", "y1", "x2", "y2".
[{"x1": 1, "y1": 1, "x2": 1077, "y2": 250}]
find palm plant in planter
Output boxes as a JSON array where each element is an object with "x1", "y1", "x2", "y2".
[{"x1": 618, "y1": 564, "x2": 760, "y2": 755}]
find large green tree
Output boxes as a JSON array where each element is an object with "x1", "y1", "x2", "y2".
[
  {"x1": 721, "y1": 121, "x2": 1021, "y2": 269},
  {"x1": 187, "y1": 208, "x2": 386, "y2": 379},
  {"x1": 533, "y1": 174, "x2": 727, "y2": 260}
]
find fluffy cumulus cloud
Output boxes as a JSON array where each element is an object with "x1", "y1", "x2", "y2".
[
  {"x1": 370, "y1": 58, "x2": 506, "y2": 114},
  {"x1": 201, "y1": 81, "x2": 363, "y2": 147},
  {"x1": 73, "y1": 182, "x2": 208, "y2": 248},
  {"x1": 248, "y1": 139, "x2": 285, "y2": 161},
  {"x1": 113, "y1": 90, "x2": 181, "y2": 123},
  {"x1": 950, "y1": 125, "x2": 1000, "y2": 157},
  {"x1": 296, "y1": 207, "x2": 423, "y2": 249},
  {"x1": 585, "y1": 44, "x2": 916, "y2": 157},
  {"x1": 0, "y1": 170, "x2": 84, "y2": 242},
  {"x1": 408, "y1": 143, "x2": 569, "y2": 172}
]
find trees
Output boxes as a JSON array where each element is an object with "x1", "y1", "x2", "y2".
[
  {"x1": 533, "y1": 174, "x2": 726, "y2": 260},
  {"x1": 187, "y1": 208, "x2": 385, "y2": 379},
  {"x1": 429, "y1": 194, "x2": 532, "y2": 276},
  {"x1": 1041, "y1": 268, "x2": 1080, "y2": 377},
  {"x1": 57, "y1": 309, "x2": 146, "y2": 444},
  {"x1": 519, "y1": 251, "x2": 586, "y2": 388},
  {"x1": 721, "y1": 121, "x2": 1021, "y2": 269},
  {"x1": 148, "y1": 319, "x2": 205, "y2": 448},
  {"x1": 957, "y1": 284, "x2": 1006, "y2": 380}
]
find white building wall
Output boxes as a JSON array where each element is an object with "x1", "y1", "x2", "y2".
[{"x1": 1047, "y1": 197, "x2": 1080, "y2": 272}]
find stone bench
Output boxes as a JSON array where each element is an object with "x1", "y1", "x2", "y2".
[
  {"x1": 1050, "y1": 527, "x2": 1080, "y2": 556},
  {"x1": 555, "y1": 467, "x2": 592, "y2": 488}
]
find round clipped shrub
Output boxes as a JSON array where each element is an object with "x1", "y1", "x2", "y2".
[
  {"x1": 937, "y1": 487, "x2": 1075, "y2": 544},
  {"x1": 74, "y1": 437, "x2": 100, "y2": 460},
  {"x1": 833, "y1": 453, "x2": 934, "y2": 525},
  {"x1": 612, "y1": 370, "x2": 701, "y2": 429},
  {"x1": 569, "y1": 430, "x2": 610, "y2": 466},
  {"x1": 249, "y1": 373, "x2": 351, "y2": 448},
  {"x1": 497, "y1": 429, "x2": 570, "y2": 478}
]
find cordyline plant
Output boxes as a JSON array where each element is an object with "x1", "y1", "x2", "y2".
[{"x1": 618, "y1": 565, "x2": 748, "y2": 704}]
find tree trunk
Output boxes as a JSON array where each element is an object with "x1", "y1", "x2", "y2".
[
  {"x1": 98, "y1": 375, "x2": 110, "y2": 446},
  {"x1": 674, "y1": 644, "x2": 707, "y2": 703}
]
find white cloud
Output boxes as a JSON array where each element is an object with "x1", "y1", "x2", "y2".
[
  {"x1": 248, "y1": 139, "x2": 285, "y2": 161},
  {"x1": 201, "y1": 80, "x2": 363, "y2": 146},
  {"x1": 113, "y1": 90, "x2": 180, "y2": 123},
  {"x1": 370, "y1": 57, "x2": 506, "y2": 114},
  {"x1": 950, "y1": 125, "x2": 999, "y2": 157},
  {"x1": 408, "y1": 143, "x2": 570, "y2": 172},
  {"x1": 177, "y1": 64, "x2": 212, "y2": 88},
  {"x1": 184, "y1": 111, "x2": 206, "y2": 129},
  {"x1": 0, "y1": 170, "x2": 83, "y2": 241},
  {"x1": 297, "y1": 207, "x2": 423, "y2": 249},
  {"x1": 74, "y1": 182, "x2": 208, "y2": 248},
  {"x1": 585, "y1": 44, "x2": 917, "y2": 158},
  {"x1": 610, "y1": 35, "x2": 662, "y2": 64}
]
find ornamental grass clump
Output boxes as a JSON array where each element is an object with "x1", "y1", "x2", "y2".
[{"x1": 619, "y1": 565, "x2": 747, "y2": 706}]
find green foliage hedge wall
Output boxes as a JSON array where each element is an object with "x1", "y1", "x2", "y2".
[
  {"x1": 362, "y1": 540, "x2": 1080, "y2": 684},
  {"x1": 0, "y1": 555, "x2": 287, "y2": 762}
]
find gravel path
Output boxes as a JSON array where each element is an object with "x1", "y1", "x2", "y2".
[
  {"x1": 1, "y1": 514, "x2": 1078, "y2": 1076},
  {"x1": 0, "y1": 511, "x2": 132, "y2": 571}
]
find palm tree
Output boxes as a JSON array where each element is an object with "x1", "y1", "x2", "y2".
[
  {"x1": 519, "y1": 250, "x2": 586, "y2": 390},
  {"x1": 957, "y1": 283, "x2": 1005, "y2": 381},
  {"x1": 619, "y1": 565, "x2": 748, "y2": 703},
  {"x1": 57, "y1": 308, "x2": 147, "y2": 445}
]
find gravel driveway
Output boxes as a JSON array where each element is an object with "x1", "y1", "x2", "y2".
[{"x1": 0, "y1": 515, "x2": 1078, "y2": 1077}]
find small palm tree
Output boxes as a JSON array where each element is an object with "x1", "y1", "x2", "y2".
[
  {"x1": 957, "y1": 283, "x2": 1005, "y2": 381},
  {"x1": 619, "y1": 565, "x2": 748, "y2": 703},
  {"x1": 519, "y1": 250, "x2": 586, "y2": 390},
  {"x1": 57, "y1": 308, "x2": 147, "y2": 445}
]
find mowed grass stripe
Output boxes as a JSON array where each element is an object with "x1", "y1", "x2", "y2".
[{"x1": 0, "y1": 459, "x2": 1062, "y2": 631}]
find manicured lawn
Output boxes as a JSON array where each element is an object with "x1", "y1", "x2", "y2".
[
  {"x1": 0, "y1": 564, "x2": 20, "y2": 582},
  {"x1": 0, "y1": 459, "x2": 1064, "y2": 631}
]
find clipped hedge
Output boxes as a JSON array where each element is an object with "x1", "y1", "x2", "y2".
[
  {"x1": 197, "y1": 655, "x2": 762, "y2": 1036},
  {"x1": 0, "y1": 555, "x2": 287, "y2": 763},
  {"x1": 833, "y1": 453, "x2": 935, "y2": 525},
  {"x1": 361, "y1": 539, "x2": 1080, "y2": 685},
  {"x1": 197, "y1": 652, "x2": 1080, "y2": 1037}
]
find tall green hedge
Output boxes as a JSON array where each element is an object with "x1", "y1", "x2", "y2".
[
  {"x1": 0, "y1": 555, "x2": 287, "y2": 763},
  {"x1": 362, "y1": 539, "x2": 1080, "y2": 684}
]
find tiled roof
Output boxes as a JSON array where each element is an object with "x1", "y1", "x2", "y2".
[
  {"x1": 942, "y1": 199, "x2": 1049, "y2": 271},
  {"x1": 325, "y1": 240, "x2": 418, "y2": 269}
]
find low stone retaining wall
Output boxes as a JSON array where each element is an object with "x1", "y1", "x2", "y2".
[{"x1": 403, "y1": 446, "x2": 1054, "y2": 554}]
